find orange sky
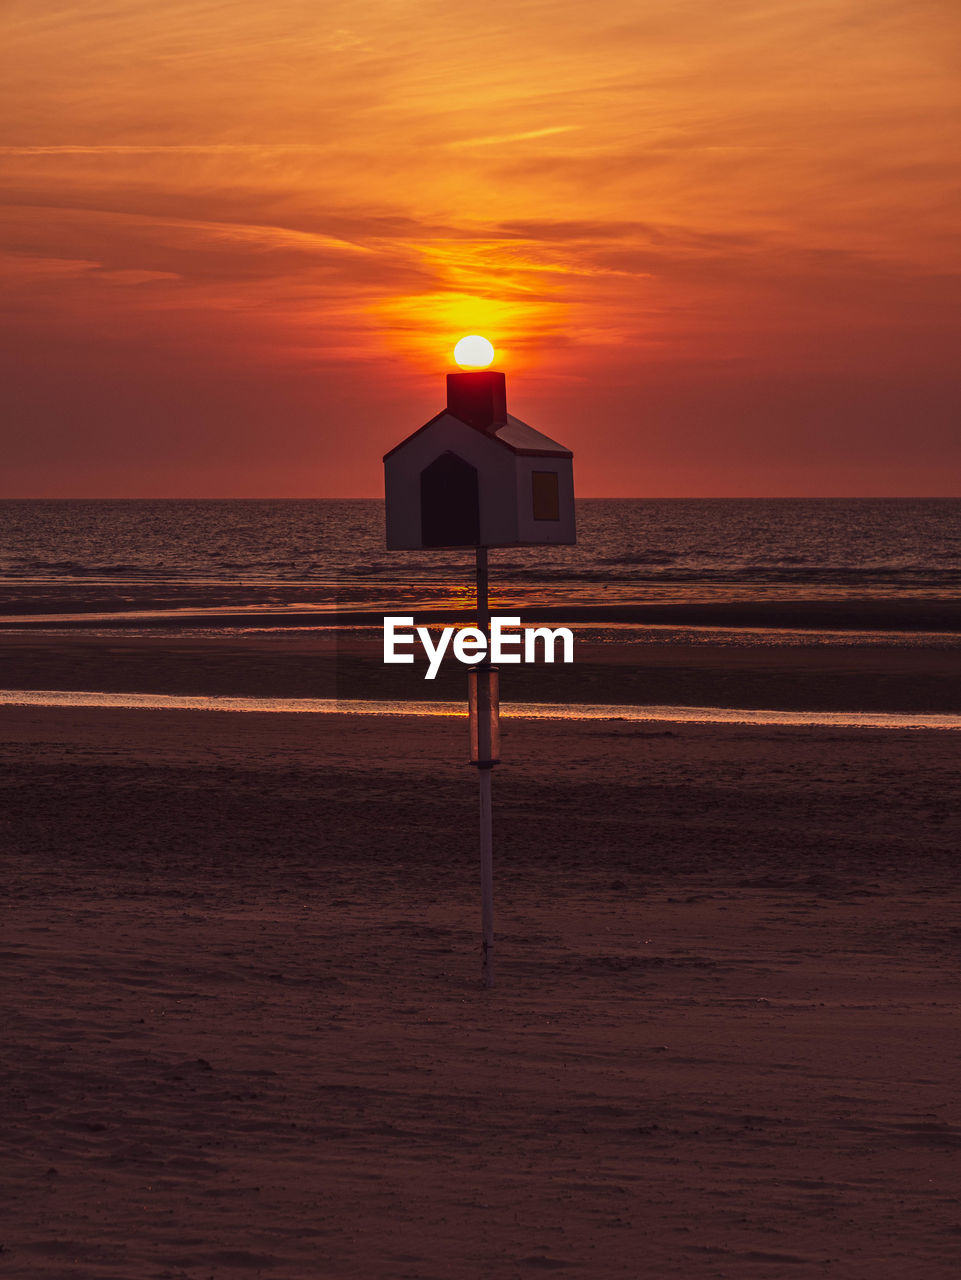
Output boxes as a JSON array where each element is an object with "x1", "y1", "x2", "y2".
[{"x1": 1, "y1": 0, "x2": 959, "y2": 496}]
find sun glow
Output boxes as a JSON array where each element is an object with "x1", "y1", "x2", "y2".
[{"x1": 454, "y1": 335, "x2": 495, "y2": 368}]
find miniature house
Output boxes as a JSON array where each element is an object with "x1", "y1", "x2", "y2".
[{"x1": 384, "y1": 369, "x2": 575, "y2": 549}]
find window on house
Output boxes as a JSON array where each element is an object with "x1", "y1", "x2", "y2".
[{"x1": 531, "y1": 471, "x2": 560, "y2": 521}]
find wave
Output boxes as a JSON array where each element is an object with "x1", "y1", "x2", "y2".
[{"x1": 2, "y1": 499, "x2": 960, "y2": 610}]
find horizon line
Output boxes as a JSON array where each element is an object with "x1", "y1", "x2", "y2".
[{"x1": 1, "y1": 495, "x2": 959, "y2": 503}]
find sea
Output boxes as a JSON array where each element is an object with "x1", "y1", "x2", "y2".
[{"x1": 1, "y1": 498, "x2": 960, "y2": 647}]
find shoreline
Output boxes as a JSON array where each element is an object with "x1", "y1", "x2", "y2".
[
  {"x1": 4, "y1": 688, "x2": 961, "y2": 731},
  {"x1": 2, "y1": 630, "x2": 959, "y2": 714},
  {"x1": 3, "y1": 596, "x2": 961, "y2": 631}
]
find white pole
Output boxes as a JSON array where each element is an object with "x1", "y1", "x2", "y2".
[
  {"x1": 475, "y1": 546, "x2": 494, "y2": 988},
  {"x1": 480, "y1": 766, "x2": 494, "y2": 987}
]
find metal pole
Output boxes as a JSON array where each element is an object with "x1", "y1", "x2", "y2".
[
  {"x1": 476, "y1": 546, "x2": 490, "y2": 639},
  {"x1": 475, "y1": 546, "x2": 494, "y2": 988},
  {"x1": 479, "y1": 766, "x2": 493, "y2": 987}
]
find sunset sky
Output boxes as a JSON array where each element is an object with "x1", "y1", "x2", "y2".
[{"x1": 2, "y1": 0, "x2": 959, "y2": 497}]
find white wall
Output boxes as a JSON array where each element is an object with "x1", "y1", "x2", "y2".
[
  {"x1": 384, "y1": 414, "x2": 518, "y2": 549},
  {"x1": 513, "y1": 456, "x2": 576, "y2": 545},
  {"x1": 385, "y1": 413, "x2": 576, "y2": 549}
]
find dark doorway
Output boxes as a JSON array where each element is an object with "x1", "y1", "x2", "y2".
[{"x1": 420, "y1": 451, "x2": 480, "y2": 547}]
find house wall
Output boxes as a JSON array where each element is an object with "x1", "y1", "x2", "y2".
[
  {"x1": 513, "y1": 455, "x2": 576, "y2": 545},
  {"x1": 384, "y1": 413, "x2": 518, "y2": 549}
]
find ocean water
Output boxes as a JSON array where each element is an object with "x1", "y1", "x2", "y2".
[{"x1": 1, "y1": 498, "x2": 960, "y2": 628}]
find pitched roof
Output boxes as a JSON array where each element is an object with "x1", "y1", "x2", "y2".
[
  {"x1": 383, "y1": 409, "x2": 572, "y2": 460},
  {"x1": 492, "y1": 414, "x2": 572, "y2": 458}
]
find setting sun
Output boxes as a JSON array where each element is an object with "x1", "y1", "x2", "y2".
[
  {"x1": 1, "y1": 0, "x2": 958, "y2": 497},
  {"x1": 453, "y1": 335, "x2": 495, "y2": 369}
]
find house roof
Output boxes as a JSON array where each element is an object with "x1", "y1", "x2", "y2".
[{"x1": 383, "y1": 409, "x2": 573, "y2": 461}]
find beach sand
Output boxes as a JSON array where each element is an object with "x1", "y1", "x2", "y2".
[
  {"x1": 3, "y1": 700, "x2": 961, "y2": 1278},
  {"x1": 2, "y1": 629, "x2": 960, "y2": 711}
]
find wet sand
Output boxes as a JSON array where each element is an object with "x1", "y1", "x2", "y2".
[
  {"x1": 3, "y1": 705, "x2": 961, "y2": 1277},
  {"x1": 2, "y1": 630, "x2": 961, "y2": 711},
  {"x1": 4, "y1": 598, "x2": 961, "y2": 630}
]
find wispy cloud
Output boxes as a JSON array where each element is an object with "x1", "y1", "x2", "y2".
[
  {"x1": 1, "y1": 0, "x2": 958, "y2": 494},
  {"x1": 448, "y1": 126, "x2": 581, "y2": 149},
  {"x1": 0, "y1": 145, "x2": 340, "y2": 156}
]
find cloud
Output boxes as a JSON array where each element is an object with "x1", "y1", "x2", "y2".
[
  {"x1": 448, "y1": 126, "x2": 582, "y2": 149},
  {"x1": 1, "y1": 0, "x2": 959, "y2": 494}
]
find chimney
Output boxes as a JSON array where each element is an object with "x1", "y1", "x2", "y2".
[{"x1": 446, "y1": 370, "x2": 507, "y2": 432}]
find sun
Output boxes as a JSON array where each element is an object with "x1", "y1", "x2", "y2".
[{"x1": 453, "y1": 335, "x2": 495, "y2": 368}]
